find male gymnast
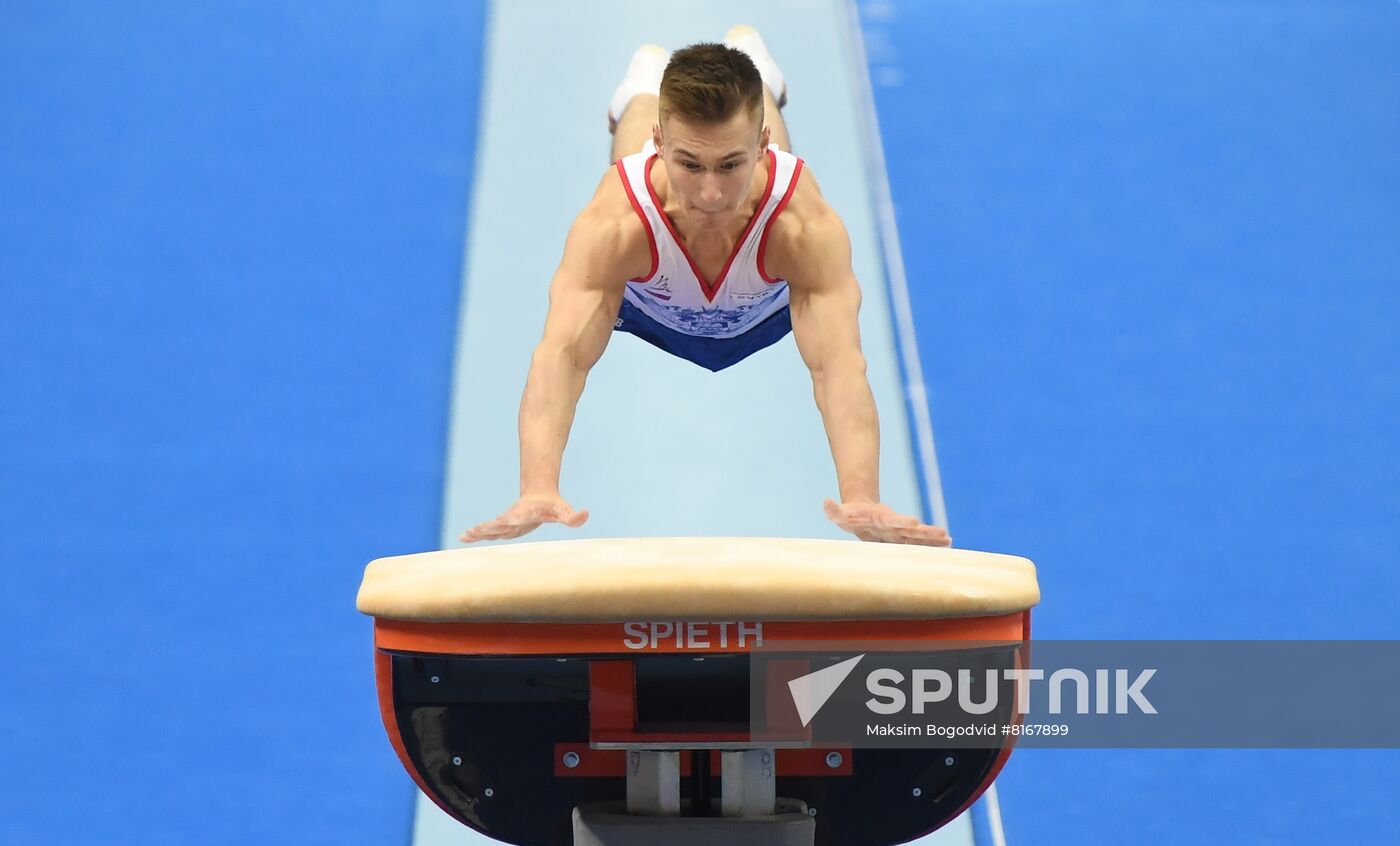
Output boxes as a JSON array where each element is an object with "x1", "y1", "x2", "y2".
[{"x1": 461, "y1": 27, "x2": 951, "y2": 547}]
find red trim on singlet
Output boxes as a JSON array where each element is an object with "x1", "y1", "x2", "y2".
[
  {"x1": 616, "y1": 158, "x2": 658, "y2": 282},
  {"x1": 643, "y1": 149, "x2": 778, "y2": 303},
  {"x1": 757, "y1": 157, "x2": 805, "y2": 284}
]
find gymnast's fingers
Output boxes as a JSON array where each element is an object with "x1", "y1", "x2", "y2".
[
  {"x1": 873, "y1": 507, "x2": 921, "y2": 529},
  {"x1": 557, "y1": 507, "x2": 590, "y2": 528},
  {"x1": 894, "y1": 525, "x2": 952, "y2": 547}
]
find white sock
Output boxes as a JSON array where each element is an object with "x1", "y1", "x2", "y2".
[
  {"x1": 609, "y1": 44, "x2": 670, "y2": 125},
  {"x1": 724, "y1": 25, "x2": 785, "y2": 105}
]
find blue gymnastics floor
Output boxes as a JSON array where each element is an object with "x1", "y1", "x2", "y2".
[
  {"x1": 858, "y1": 0, "x2": 1400, "y2": 842},
  {"x1": 1, "y1": 2, "x2": 486, "y2": 843},
  {"x1": 2, "y1": 1, "x2": 1398, "y2": 844}
]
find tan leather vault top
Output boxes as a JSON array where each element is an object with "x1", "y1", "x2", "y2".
[{"x1": 356, "y1": 537, "x2": 1038, "y2": 623}]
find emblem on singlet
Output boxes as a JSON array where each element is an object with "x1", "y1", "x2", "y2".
[{"x1": 644, "y1": 276, "x2": 673, "y2": 301}]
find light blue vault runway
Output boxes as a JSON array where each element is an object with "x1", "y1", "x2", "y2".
[{"x1": 425, "y1": 0, "x2": 976, "y2": 843}]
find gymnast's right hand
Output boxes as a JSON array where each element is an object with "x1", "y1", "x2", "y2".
[{"x1": 458, "y1": 493, "x2": 590, "y2": 543}]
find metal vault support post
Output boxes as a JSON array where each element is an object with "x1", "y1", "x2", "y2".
[
  {"x1": 625, "y1": 751, "x2": 680, "y2": 815},
  {"x1": 721, "y1": 750, "x2": 777, "y2": 816},
  {"x1": 575, "y1": 747, "x2": 813, "y2": 846}
]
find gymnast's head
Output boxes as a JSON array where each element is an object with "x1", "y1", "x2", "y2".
[{"x1": 654, "y1": 43, "x2": 772, "y2": 228}]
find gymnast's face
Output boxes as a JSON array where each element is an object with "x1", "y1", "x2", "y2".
[{"x1": 655, "y1": 108, "x2": 770, "y2": 231}]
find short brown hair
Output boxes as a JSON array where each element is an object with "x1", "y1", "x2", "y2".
[{"x1": 659, "y1": 43, "x2": 763, "y2": 128}]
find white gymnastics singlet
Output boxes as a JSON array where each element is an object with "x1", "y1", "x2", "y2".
[{"x1": 614, "y1": 140, "x2": 805, "y2": 341}]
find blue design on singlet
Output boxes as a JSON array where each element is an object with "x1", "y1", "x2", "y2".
[
  {"x1": 613, "y1": 298, "x2": 792, "y2": 372},
  {"x1": 633, "y1": 298, "x2": 773, "y2": 337}
]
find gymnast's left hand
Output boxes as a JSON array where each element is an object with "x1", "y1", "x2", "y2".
[{"x1": 823, "y1": 498, "x2": 952, "y2": 547}]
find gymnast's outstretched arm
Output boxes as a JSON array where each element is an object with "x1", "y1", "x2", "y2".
[
  {"x1": 774, "y1": 172, "x2": 952, "y2": 547},
  {"x1": 459, "y1": 175, "x2": 642, "y2": 543}
]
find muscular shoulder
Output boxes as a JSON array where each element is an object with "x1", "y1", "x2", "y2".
[
  {"x1": 762, "y1": 164, "x2": 853, "y2": 289},
  {"x1": 563, "y1": 165, "x2": 653, "y2": 284}
]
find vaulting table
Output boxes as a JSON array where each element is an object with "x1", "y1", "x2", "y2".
[{"x1": 357, "y1": 537, "x2": 1039, "y2": 846}]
